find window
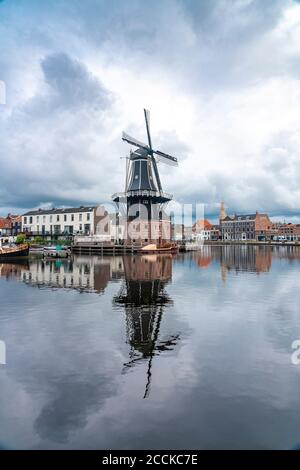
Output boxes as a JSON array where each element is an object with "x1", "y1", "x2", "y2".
[
  {"x1": 79, "y1": 224, "x2": 82, "y2": 231},
  {"x1": 37, "y1": 216, "x2": 39, "y2": 223},
  {"x1": 43, "y1": 216, "x2": 46, "y2": 223},
  {"x1": 87, "y1": 213, "x2": 90, "y2": 221},
  {"x1": 29, "y1": 217, "x2": 33, "y2": 224},
  {"x1": 71, "y1": 214, "x2": 74, "y2": 222},
  {"x1": 79, "y1": 214, "x2": 82, "y2": 221},
  {"x1": 24, "y1": 217, "x2": 27, "y2": 224},
  {"x1": 56, "y1": 215, "x2": 60, "y2": 222},
  {"x1": 64, "y1": 214, "x2": 67, "y2": 222},
  {"x1": 50, "y1": 215, "x2": 52, "y2": 223}
]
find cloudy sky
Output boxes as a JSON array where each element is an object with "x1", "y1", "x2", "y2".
[{"x1": 1, "y1": 0, "x2": 300, "y2": 221}]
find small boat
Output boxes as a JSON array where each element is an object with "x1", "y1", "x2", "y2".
[
  {"x1": 0, "y1": 243, "x2": 29, "y2": 259},
  {"x1": 29, "y1": 244, "x2": 45, "y2": 255},
  {"x1": 138, "y1": 242, "x2": 178, "y2": 253},
  {"x1": 43, "y1": 245, "x2": 71, "y2": 258}
]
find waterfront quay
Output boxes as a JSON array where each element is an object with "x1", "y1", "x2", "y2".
[
  {"x1": 71, "y1": 238, "x2": 300, "y2": 256},
  {"x1": 72, "y1": 241, "x2": 143, "y2": 255}
]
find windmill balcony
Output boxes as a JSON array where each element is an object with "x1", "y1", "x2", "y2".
[{"x1": 112, "y1": 190, "x2": 173, "y2": 201}]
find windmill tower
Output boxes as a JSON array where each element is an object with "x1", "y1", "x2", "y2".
[{"x1": 112, "y1": 109, "x2": 179, "y2": 243}]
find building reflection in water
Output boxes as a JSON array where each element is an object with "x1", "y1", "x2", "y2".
[
  {"x1": 188, "y1": 245, "x2": 275, "y2": 280},
  {"x1": 0, "y1": 260, "x2": 30, "y2": 280},
  {"x1": 114, "y1": 254, "x2": 179, "y2": 398},
  {"x1": 18, "y1": 256, "x2": 115, "y2": 294},
  {"x1": 1, "y1": 245, "x2": 300, "y2": 292},
  {"x1": 0, "y1": 254, "x2": 179, "y2": 399}
]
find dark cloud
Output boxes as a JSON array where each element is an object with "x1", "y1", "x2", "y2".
[{"x1": 40, "y1": 53, "x2": 110, "y2": 111}]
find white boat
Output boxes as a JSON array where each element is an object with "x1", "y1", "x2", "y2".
[{"x1": 43, "y1": 246, "x2": 71, "y2": 258}]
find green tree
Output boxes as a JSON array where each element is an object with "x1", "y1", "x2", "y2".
[{"x1": 16, "y1": 234, "x2": 26, "y2": 244}]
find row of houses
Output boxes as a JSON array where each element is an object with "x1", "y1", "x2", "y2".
[
  {"x1": 220, "y1": 212, "x2": 300, "y2": 241},
  {"x1": 191, "y1": 211, "x2": 300, "y2": 242},
  {"x1": 22, "y1": 206, "x2": 103, "y2": 236},
  {"x1": 20, "y1": 206, "x2": 170, "y2": 242},
  {"x1": 1, "y1": 205, "x2": 300, "y2": 242}
]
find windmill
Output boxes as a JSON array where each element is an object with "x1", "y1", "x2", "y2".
[{"x1": 112, "y1": 109, "x2": 179, "y2": 243}]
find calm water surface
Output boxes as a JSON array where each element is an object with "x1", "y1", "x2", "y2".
[{"x1": 1, "y1": 246, "x2": 300, "y2": 449}]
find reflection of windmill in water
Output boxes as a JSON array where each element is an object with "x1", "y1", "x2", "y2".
[{"x1": 114, "y1": 255, "x2": 179, "y2": 398}]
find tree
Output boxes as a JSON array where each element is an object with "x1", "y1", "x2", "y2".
[{"x1": 16, "y1": 234, "x2": 26, "y2": 244}]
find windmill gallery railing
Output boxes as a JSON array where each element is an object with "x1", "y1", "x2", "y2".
[{"x1": 112, "y1": 190, "x2": 173, "y2": 201}]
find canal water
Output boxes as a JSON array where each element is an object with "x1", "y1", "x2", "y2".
[{"x1": 1, "y1": 245, "x2": 300, "y2": 449}]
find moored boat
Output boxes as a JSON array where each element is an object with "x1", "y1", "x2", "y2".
[
  {"x1": 0, "y1": 243, "x2": 29, "y2": 259},
  {"x1": 29, "y1": 244, "x2": 45, "y2": 255},
  {"x1": 43, "y1": 245, "x2": 71, "y2": 258},
  {"x1": 138, "y1": 242, "x2": 178, "y2": 254}
]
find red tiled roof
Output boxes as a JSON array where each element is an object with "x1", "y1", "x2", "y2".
[
  {"x1": 0, "y1": 218, "x2": 12, "y2": 230},
  {"x1": 193, "y1": 219, "x2": 213, "y2": 231}
]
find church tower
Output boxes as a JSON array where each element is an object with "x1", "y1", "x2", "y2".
[{"x1": 219, "y1": 201, "x2": 226, "y2": 223}]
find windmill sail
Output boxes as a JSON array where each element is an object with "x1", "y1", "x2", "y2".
[
  {"x1": 122, "y1": 132, "x2": 148, "y2": 151},
  {"x1": 154, "y1": 150, "x2": 178, "y2": 166}
]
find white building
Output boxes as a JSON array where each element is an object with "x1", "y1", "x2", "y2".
[
  {"x1": 22, "y1": 206, "x2": 109, "y2": 238},
  {"x1": 193, "y1": 230, "x2": 211, "y2": 241}
]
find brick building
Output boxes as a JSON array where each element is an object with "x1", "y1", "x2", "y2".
[
  {"x1": 271, "y1": 223, "x2": 300, "y2": 241},
  {"x1": 221, "y1": 212, "x2": 272, "y2": 241}
]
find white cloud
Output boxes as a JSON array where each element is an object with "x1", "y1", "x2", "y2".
[{"x1": 0, "y1": 0, "x2": 300, "y2": 219}]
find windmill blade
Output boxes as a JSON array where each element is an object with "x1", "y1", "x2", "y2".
[
  {"x1": 122, "y1": 131, "x2": 149, "y2": 151},
  {"x1": 144, "y1": 109, "x2": 153, "y2": 149},
  {"x1": 154, "y1": 149, "x2": 178, "y2": 167}
]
